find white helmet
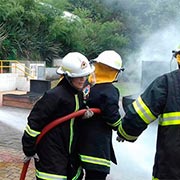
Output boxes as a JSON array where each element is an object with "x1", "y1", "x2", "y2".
[
  {"x1": 57, "y1": 52, "x2": 95, "y2": 77},
  {"x1": 93, "y1": 50, "x2": 122, "y2": 70}
]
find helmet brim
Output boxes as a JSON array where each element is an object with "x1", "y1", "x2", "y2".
[
  {"x1": 56, "y1": 65, "x2": 95, "y2": 77},
  {"x1": 69, "y1": 65, "x2": 95, "y2": 77},
  {"x1": 56, "y1": 67, "x2": 65, "y2": 75}
]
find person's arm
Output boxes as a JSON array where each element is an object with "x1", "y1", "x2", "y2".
[
  {"x1": 22, "y1": 92, "x2": 58, "y2": 156},
  {"x1": 101, "y1": 87, "x2": 121, "y2": 130},
  {"x1": 117, "y1": 75, "x2": 168, "y2": 142}
]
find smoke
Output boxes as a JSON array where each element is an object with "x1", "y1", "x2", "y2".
[
  {"x1": 102, "y1": 0, "x2": 180, "y2": 92},
  {"x1": 138, "y1": 25, "x2": 180, "y2": 63},
  {"x1": 125, "y1": 24, "x2": 180, "y2": 85}
]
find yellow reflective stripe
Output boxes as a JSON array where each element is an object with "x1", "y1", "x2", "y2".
[
  {"x1": 118, "y1": 122, "x2": 138, "y2": 141},
  {"x1": 133, "y1": 96, "x2": 156, "y2": 124},
  {"x1": 152, "y1": 176, "x2": 159, "y2": 180},
  {"x1": 69, "y1": 118, "x2": 74, "y2": 153},
  {"x1": 159, "y1": 112, "x2": 180, "y2": 126},
  {"x1": 72, "y1": 166, "x2": 82, "y2": 180},
  {"x1": 80, "y1": 154, "x2": 110, "y2": 167},
  {"x1": 25, "y1": 124, "x2": 40, "y2": 137},
  {"x1": 75, "y1": 94, "x2": 79, "y2": 111},
  {"x1": 107, "y1": 118, "x2": 121, "y2": 127},
  {"x1": 36, "y1": 169, "x2": 67, "y2": 180},
  {"x1": 69, "y1": 94, "x2": 79, "y2": 153}
]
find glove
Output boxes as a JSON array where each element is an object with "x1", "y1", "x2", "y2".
[
  {"x1": 82, "y1": 106, "x2": 94, "y2": 119},
  {"x1": 23, "y1": 153, "x2": 40, "y2": 163},
  {"x1": 116, "y1": 136, "x2": 125, "y2": 142}
]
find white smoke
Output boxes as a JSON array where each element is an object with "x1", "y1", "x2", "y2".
[
  {"x1": 102, "y1": 0, "x2": 180, "y2": 94},
  {"x1": 138, "y1": 24, "x2": 180, "y2": 63},
  {"x1": 124, "y1": 23, "x2": 180, "y2": 91}
]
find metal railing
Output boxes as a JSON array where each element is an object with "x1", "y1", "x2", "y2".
[{"x1": 0, "y1": 60, "x2": 35, "y2": 79}]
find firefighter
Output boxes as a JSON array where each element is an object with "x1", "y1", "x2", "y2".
[
  {"x1": 22, "y1": 52, "x2": 94, "y2": 180},
  {"x1": 78, "y1": 50, "x2": 124, "y2": 179},
  {"x1": 117, "y1": 48, "x2": 180, "y2": 179}
]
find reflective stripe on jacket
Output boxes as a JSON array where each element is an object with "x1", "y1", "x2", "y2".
[
  {"x1": 36, "y1": 169, "x2": 67, "y2": 180},
  {"x1": 79, "y1": 154, "x2": 111, "y2": 167},
  {"x1": 118, "y1": 69, "x2": 180, "y2": 179}
]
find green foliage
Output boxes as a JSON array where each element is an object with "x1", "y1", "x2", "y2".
[
  {"x1": 40, "y1": 0, "x2": 70, "y2": 10},
  {"x1": 71, "y1": 7, "x2": 129, "y2": 58},
  {"x1": 0, "y1": 0, "x2": 63, "y2": 62},
  {"x1": 104, "y1": 0, "x2": 180, "y2": 49},
  {"x1": 0, "y1": 24, "x2": 7, "y2": 46},
  {"x1": 0, "y1": 0, "x2": 180, "y2": 65},
  {"x1": 68, "y1": 0, "x2": 112, "y2": 21}
]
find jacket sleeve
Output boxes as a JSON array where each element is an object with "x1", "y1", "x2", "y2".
[
  {"x1": 22, "y1": 91, "x2": 58, "y2": 156},
  {"x1": 117, "y1": 75, "x2": 168, "y2": 142},
  {"x1": 101, "y1": 87, "x2": 121, "y2": 130}
]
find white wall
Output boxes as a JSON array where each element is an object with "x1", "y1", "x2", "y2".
[{"x1": 0, "y1": 73, "x2": 18, "y2": 91}]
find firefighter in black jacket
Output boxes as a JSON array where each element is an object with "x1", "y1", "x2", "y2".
[
  {"x1": 22, "y1": 52, "x2": 94, "y2": 180},
  {"x1": 117, "y1": 48, "x2": 180, "y2": 180},
  {"x1": 78, "y1": 50, "x2": 124, "y2": 179}
]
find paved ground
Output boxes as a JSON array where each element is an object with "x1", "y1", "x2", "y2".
[
  {"x1": 0, "y1": 122, "x2": 35, "y2": 180},
  {"x1": 0, "y1": 106, "x2": 35, "y2": 180}
]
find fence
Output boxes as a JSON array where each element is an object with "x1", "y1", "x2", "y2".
[{"x1": 0, "y1": 60, "x2": 35, "y2": 79}]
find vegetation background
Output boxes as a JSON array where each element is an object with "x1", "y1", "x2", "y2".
[
  {"x1": 0, "y1": 0, "x2": 180, "y2": 95},
  {"x1": 0, "y1": 0, "x2": 179, "y2": 64}
]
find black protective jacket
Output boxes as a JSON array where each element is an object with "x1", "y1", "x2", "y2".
[
  {"x1": 118, "y1": 69, "x2": 180, "y2": 179},
  {"x1": 78, "y1": 83, "x2": 121, "y2": 174},
  {"x1": 22, "y1": 78, "x2": 83, "y2": 180}
]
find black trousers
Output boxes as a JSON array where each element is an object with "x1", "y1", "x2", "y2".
[{"x1": 85, "y1": 170, "x2": 107, "y2": 180}]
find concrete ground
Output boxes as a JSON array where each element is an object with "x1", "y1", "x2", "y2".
[
  {"x1": 0, "y1": 121, "x2": 35, "y2": 180},
  {"x1": 0, "y1": 105, "x2": 35, "y2": 180}
]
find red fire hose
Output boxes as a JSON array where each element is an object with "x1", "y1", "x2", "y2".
[{"x1": 20, "y1": 108, "x2": 101, "y2": 180}]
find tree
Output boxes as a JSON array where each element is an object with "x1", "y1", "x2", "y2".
[{"x1": 1, "y1": 0, "x2": 180, "y2": 66}]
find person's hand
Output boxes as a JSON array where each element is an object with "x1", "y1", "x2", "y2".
[
  {"x1": 82, "y1": 106, "x2": 94, "y2": 119},
  {"x1": 23, "y1": 153, "x2": 39, "y2": 163},
  {"x1": 116, "y1": 136, "x2": 125, "y2": 142}
]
